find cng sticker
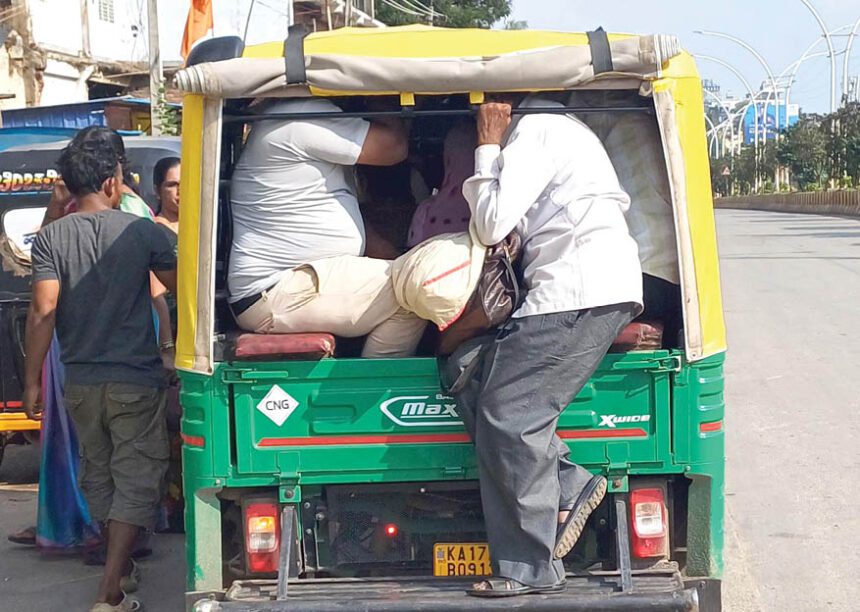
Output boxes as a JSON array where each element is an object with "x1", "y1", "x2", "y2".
[
  {"x1": 256, "y1": 385, "x2": 299, "y2": 427},
  {"x1": 380, "y1": 395, "x2": 462, "y2": 428}
]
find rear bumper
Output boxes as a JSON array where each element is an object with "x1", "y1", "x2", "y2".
[{"x1": 189, "y1": 573, "x2": 707, "y2": 612}]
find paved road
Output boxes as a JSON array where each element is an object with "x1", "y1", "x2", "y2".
[
  {"x1": 1, "y1": 208, "x2": 858, "y2": 611},
  {"x1": 0, "y1": 444, "x2": 186, "y2": 611},
  {"x1": 718, "y1": 209, "x2": 860, "y2": 612}
]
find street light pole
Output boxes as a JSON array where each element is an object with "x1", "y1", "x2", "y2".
[
  {"x1": 147, "y1": 0, "x2": 163, "y2": 136},
  {"x1": 704, "y1": 114, "x2": 721, "y2": 158},
  {"x1": 785, "y1": 48, "x2": 847, "y2": 116},
  {"x1": 845, "y1": 17, "x2": 860, "y2": 103},
  {"x1": 799, "y1": 0, "x2": 838, "y2": 112},
  {"x1": 702, "y1": 88, "x2": 738, "y2": 157},
  {"x1": 696, "y1": 30, "x2": 785, "y2": 190},
  {"x1": 694, "y1": 54, "x2": 760, "y2": 154},
  {"x1": 695, "y1": 30, "x2": 781, "y2": 139}
]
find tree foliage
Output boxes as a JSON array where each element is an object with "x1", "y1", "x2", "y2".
[
  {"x1": 824, "y1": 102, "x2": 860, "y2": 188},
  {"x1": 712, "y1": 103, "x2": 860, "y2": 194},
  {"x1": 376, "y1": 0, "x2": 512, "y2": 29},
  {"x1": 777, "y1": 115, "x2": 829, "y2": 191}
]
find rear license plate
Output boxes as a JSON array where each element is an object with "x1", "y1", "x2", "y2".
[{"x1": 433, "y1": 543, "x2": 492, "y2": 576}]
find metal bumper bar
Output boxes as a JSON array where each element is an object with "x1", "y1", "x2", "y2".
[{"x1": 190, "y1": 573, "x2": 699, "y2": 612}]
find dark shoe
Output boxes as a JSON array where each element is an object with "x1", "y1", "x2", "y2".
[
  {"x1": 467, "y1": 577, "x2": 566, "y2": 598},
  {"x1": 83, "y1": 532, "x2": 151, "y2": 566},
  {"x1": 7, "y1": 526, "x2": 37, "y2": 546},
  {"x1": 83, "y1": 546, "x2": 106, "y2": 566},
  {"x1": 554, "y1": 475, "x2": 608, "y2": 559}
]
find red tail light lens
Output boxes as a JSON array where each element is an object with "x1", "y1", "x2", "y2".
[
  {"x1": 629, "y1": 487, "x2": 668, "y2": 558},
  {"x1": 244, "y1": 500, "x2": 280, "y2": 573},
  {"x1": 384, "y1": 523, "x2": 399, "y2": 537}
]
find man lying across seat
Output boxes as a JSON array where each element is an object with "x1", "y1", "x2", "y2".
[{"x1": 228, "y1": 98, "x2": 426, "y2": 358}]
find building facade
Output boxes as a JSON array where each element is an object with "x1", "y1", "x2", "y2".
[{"x1": 0, "y1": 0, "x2": 148, "y2": 111}]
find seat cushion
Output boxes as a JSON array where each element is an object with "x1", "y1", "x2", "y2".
[
  {"x1": 222, "y1": 321, "x2": 660, "y2": 362},
  {"x1": 231, "y1": 332, "x2": 336, "y2": 361},
  {"x1": 609, "y1": 320, "x2": 664, "y2": 352}
]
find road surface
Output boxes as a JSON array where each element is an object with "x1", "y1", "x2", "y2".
[
  {"x1": 718, "y1": 209, "x2": 860, "y2": 612},
  {"x1": 1, "y1": 208, "x2": 858, "y2": 611},
  {"x1": 0, "y1": 440, "x2": 186, "y2": 610}
]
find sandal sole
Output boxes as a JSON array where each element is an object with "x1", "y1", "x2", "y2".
[
  {"x1": 553, "y1": 477, "x2": 607, "y2": 559},
  {"x1": 467, "y1": 584, "x2": 566, "y2": 598}
]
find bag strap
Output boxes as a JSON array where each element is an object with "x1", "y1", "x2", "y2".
[{"x1": 500, "y1": 250, "x2": 521, "y2": 310}]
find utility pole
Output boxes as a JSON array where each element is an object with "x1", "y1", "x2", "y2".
[
  {"x1": 80, "y1": 0, "x2": 92, "y2": 57},
  {"x1": 147, "y1": 0, "x2": 163, "y2": 136}
]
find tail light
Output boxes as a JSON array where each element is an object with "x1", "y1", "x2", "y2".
[
  {"x1": 243, "y1": 499, "x2": 280, "y2": 573},
  {"x1": 629, "y1": 487, "x2": 668, "y2": 558}
]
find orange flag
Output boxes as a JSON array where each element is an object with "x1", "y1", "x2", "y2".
[{"x1": 180, "y1": 0, "x2": 214, "y2": 60}]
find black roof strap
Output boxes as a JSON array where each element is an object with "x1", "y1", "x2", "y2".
[
  {"x1": 587, "y1": 27, "x2": 614, "y2": 75},
  {"x1": 283, "y1": 24, "x2": 310, "y2": 85}
]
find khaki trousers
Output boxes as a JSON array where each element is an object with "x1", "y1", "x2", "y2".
[
  {"x1": 66, "y1": 383, "x2": 169, "y2": 530},
  {"x1": 236, "y1": 256, "x2": 426, "y2": 358}
]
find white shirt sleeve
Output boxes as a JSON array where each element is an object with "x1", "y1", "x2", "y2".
[
  {"x1": 462, "y1": 123, "x2": 558, "y2": 246},
  {"x1": 290, "y1": 117, "x2": 371, "y2": 166}
]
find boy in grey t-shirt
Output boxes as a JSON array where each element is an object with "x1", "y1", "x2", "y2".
[{"x1": 24, "y1": 136, "x2": 177, "y2": 612}]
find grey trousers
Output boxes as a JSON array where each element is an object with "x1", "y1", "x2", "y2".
[{"x1": 443, "y1": 303, "x2": 637, "y2": 587}]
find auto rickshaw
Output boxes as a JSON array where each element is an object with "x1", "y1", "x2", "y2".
[
  {"x1": 0, "y1": 137, "x2": 181, "y2": 468},
  {"x1": 173, "y1": 25, "x2": 726, "y2": 611}
]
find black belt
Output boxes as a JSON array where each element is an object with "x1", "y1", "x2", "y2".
[{"x1": 230, "y1": 284, "x2": 276, "y2": 317}]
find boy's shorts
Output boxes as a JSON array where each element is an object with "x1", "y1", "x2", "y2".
[{"x1": 65, "y1": 383, "x2": 169, "y2": 530}]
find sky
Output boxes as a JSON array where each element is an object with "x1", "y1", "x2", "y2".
[
  {"x1": 509, "y1": 0, "x2": 860, "y2": 114},
  {"x1": 157, "y1": 0, "x2": 860, "y2": 115}
]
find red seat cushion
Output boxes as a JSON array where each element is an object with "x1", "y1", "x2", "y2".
[
  {"x1": 609, "y1": 321, "x2": 664, "y2": 352},
  {"x1": 226, "y1": 321, "x2": 661, "y2": 362},
  {"x1": 232, "y1": 333, "x2": 336, "y2": 361}
]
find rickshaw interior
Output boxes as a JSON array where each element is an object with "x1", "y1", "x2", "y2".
[
  {"x1": 205, "y1": 87, "x2": 690, "y2": 583},
  {"x1": 211, "y1": 88, "x2": 684, "y2": 359}
]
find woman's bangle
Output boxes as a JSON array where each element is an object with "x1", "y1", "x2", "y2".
[{"x1": 159, "y1": 340, "x2": 176, "y2": 352}]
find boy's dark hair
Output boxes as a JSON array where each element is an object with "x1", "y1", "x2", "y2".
[
  {"x1": 70, "y1": 126, "x2": 139, "y2": 194},
  {"x1": 72, "y1": 126, "x2": 129, "y2": 166},
  {"x1": 57, "y1": 139, "x2": 121, "y2": 197},
  {"x1": 153, "y1": 156, "x2": 181, "y2": 189}
]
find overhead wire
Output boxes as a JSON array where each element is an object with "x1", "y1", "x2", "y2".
[
  {"x1": 243, "y1": 0, "x2": 258, "y2": 42},
  {"x1": 256, "y1": 0, "x2": 290, "y2": 17},
  {"x1": 398, "y1": 0, "x2": 445, "y2": 19},
  {"x1": 380, "y1": 0, "x2": 427, "y2": 18}
]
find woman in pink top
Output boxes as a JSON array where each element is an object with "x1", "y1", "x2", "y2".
[{"x1": 408, "y1": 122, "x2": 477, "y2": 247}]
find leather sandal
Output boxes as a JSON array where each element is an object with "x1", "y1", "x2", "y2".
[
  {"x1": 554, "y1": 474, "x2": 608, "y2": 559},
  {"x1": 89, "y1": 594, "x2": 142, "y2": 612},
  {"x1": 467, "y1": 577, "x2": 566, "y2": 598},
  {"x1": 120, "y1": 559, "x2": 141, "y2": 594}
]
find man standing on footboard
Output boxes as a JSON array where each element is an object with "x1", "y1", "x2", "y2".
[{"x1": 453, "y1": 95, "x2": 643, "y2": 598}]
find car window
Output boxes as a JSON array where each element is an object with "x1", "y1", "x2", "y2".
[{"x1": 2, "y1": 205, "x2": 46, "y2": 261}]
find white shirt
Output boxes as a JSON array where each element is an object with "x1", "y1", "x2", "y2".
[
  {"x1": 228, "y1": 99, "x2": 370, "y2": 301},
  {"x1": 462, "y1": 99, "x2": 643, "y2": 318}
]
